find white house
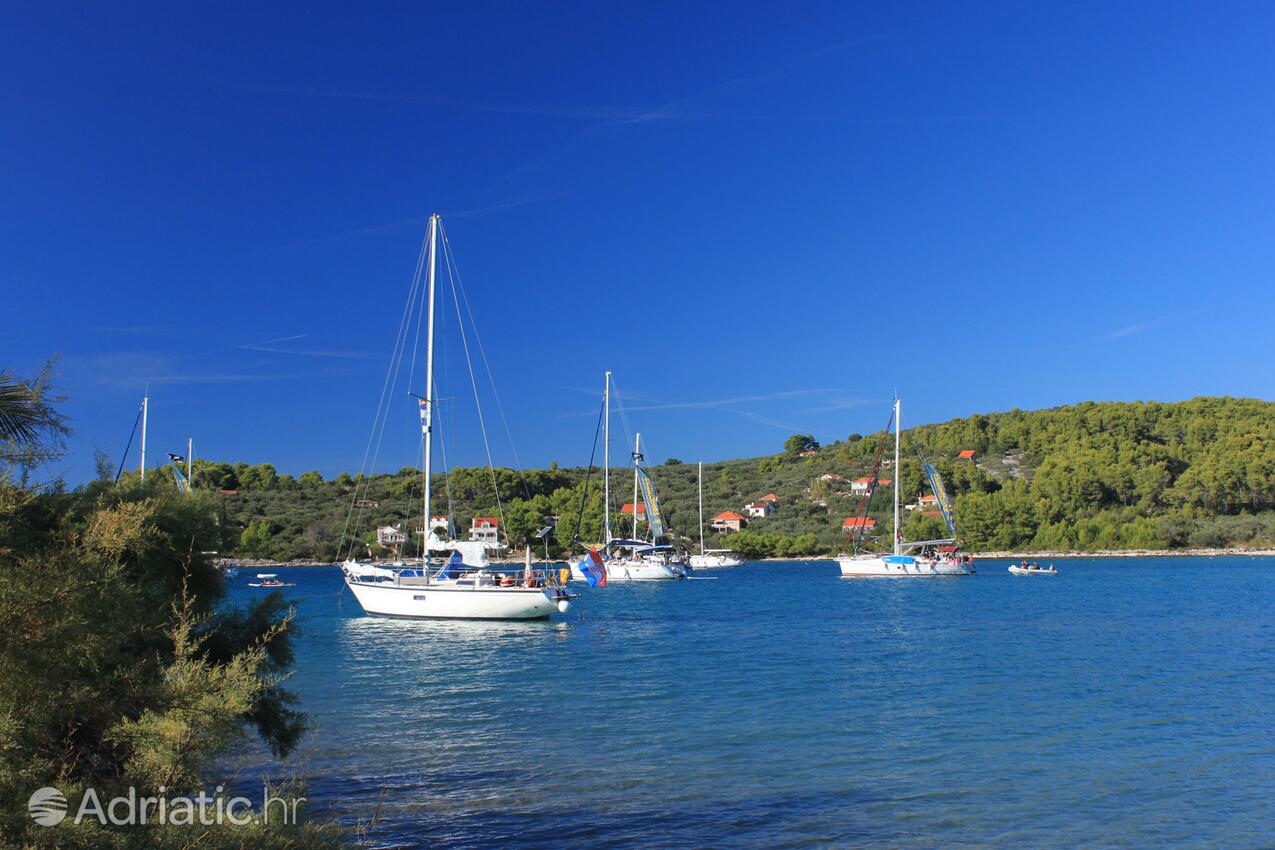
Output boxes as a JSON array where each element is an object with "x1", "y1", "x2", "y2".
[
  {"x1": 745, "y1": 501, "x2": 776, "y2": 518},
  {"x1": 469, "y1": 517, "x2": 501, "y2": 547},
  {"x1": 377, "y1": 525, "x2": 407, "y2": 546}
]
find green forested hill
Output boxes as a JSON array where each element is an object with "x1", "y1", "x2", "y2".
[{"x1": 186, "y1": 397, "x2": 1275, "y2": 560}]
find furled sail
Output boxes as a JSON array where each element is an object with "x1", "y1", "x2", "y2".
[
  {"x1": 922, "y1": 463, "x2": 957, "y2": 537},
  {"x1": 634, "y1": 467, "x2": 668, "y2": 542}
]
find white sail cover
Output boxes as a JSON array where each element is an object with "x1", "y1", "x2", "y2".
[
  {"x1": 342, "y1": 561, "x2": 400, "y2": 580},
  {"x1": 449, "y1": 541, "x2": 490, "y2": 568}
]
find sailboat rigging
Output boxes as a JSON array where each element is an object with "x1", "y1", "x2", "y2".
[{"x1": 340, "y1": 213, "x2": 576, "y2": 619}]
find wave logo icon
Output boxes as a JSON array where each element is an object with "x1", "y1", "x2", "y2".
[{"x1": 28, "y1": 787, "x2": 68, "y2": 826}]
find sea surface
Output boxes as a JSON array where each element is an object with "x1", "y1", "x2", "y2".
[{"x1": 229, "y1": 557, "x2": 1275, "y2": 849}]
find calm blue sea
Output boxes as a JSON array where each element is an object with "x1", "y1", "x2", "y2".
[{"x1": 229, "y1": 558, "x2": 1275, "y2": 849}]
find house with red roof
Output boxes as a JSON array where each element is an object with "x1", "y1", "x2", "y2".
[
  {"x1": 469, "y1": 516, "x2": 501, "y2": 546},
  {"x1": 745, "y1": 501, "x2": 776, "y2": 518},
  {"x1": 759, "y1": 493, "x2": 780, "y2": 502},
  {"x1": 842, "y1": 517, "x2": 877, "y2": 530},
  {"x1": 958, "y1": 449, "x2": 976, "y2": 460},
  {"x1": 907, "y1": 494, "x2": 939, "y2": 511},
  {"x1": 620, "y1": 503, "x2": 647, "y2": 517},
  {"x1": 711, "y1": 511, "x2": 748, "y2": 533},
  {"x1": 850, "y1": 477, "x2": 891, "y2": 494}
]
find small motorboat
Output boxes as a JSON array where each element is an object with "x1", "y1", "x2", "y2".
[
  {"x1": 250, "y1": 578, "x2": 296, "y2": 587},
  {"x1": 256, "y1": 573, "x2": 277, "y2": 579},
  {"x1": 1008, "y1": 562, "x2": 1057, "y2": 576}
]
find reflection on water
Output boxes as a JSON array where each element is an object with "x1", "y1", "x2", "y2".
[{"x1": 231, "y1": 559, "x2": 1275, "y2": 849}]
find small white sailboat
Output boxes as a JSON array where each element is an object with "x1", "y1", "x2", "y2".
[
  {"x1": 602, "y1": 432, "x2": 687, "y2": 581},
  {"x1": 341, "y1": 214, "x2": 575, "y2": 620},
  {"x1": 569, "y1": 373, "x2": 686, "y2": 582},
  {"x1": 688, "y1": 461, "x2": 744, "y2": 569},
  {"x1": 837, "y1": 398, "x2": 974, "y2": 577}
]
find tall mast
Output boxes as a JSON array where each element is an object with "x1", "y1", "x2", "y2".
[
  {"x1": 603, "y1": 370, "x2": 611, "y2": 543},
  {"x1": 632, "y1": 432, "x2": 641, "y2": 538},
  {"x1": 698, "y1": 461, "x2": 705, "y2": 555},
  {"x1": 139, "y1": 393, "x2": 148, "y2": 481},
  {"x1": 421, "y1": 214, "x2": 440, "y2": 565},
  {"x1": 893, "y1": 397, "x2": 901, "y2": 556}
]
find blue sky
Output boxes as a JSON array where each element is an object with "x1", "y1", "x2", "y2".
[{"x1": 5, "y1": 3, "x2": 1275, "y2": 482}]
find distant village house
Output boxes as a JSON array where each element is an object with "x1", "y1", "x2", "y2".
[
  {"x1": 377, "y1": 525, "x2": 407, "y2": 546},
  {"x1": 745, "y1": 501, "x2": 776, "y2": 518},
  {"x1": 849, "y1": 477, "x2": 890, "y2": 494},
  {"x1": 907, "y1": 494, "x2": 939, "y2": 511},
  {"x1": 711, "y1": 511, "x2": 748, "y2": 533}
]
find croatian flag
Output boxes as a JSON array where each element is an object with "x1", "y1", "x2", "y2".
[
  {"x1": 435, "y1": 550, "x2": 463, "y2": 580},
  {"x1": 579, "y1": 547, "x2": 607, "y2": 587}
]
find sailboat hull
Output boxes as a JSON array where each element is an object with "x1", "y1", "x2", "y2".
[
  {"x1": 605, "y1": 559, "x2": 686, "y2": 582},
  {"x1": 837, "y1": 555, "x2": 973, "y2": 577},
  {"x1": 688, "y1": 554, "x2": 744, "y2": 568},
  {"x1": 345, "y1": 579, "x2": 568, "y2": 620}
]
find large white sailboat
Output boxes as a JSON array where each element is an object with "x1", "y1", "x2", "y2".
[
  {"x1": 688, "y1": 461, "x2": 744, "y2": 569},
  {"x1": 342, "y1": 214, "x2": 575, "y2": 620},
  {"x1": 836, "y1": 398, "x2": 974, "y2": 577}
]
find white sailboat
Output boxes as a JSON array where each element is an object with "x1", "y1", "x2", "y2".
[
  {"x1": 342, "y1": 214, "x2": 575, "y2": 620},
  {"x1": 837, "y1": 398, "x2": 974, "y2": 577},
  {"x1": 604, "y1": 432, "x2": 688, "y2": 581},
  {"x1": 570, "y1": 372, "x2": 686, "y2": 582},
  {"x1": 688, "y1": 461, "x2": 744, "y2": 569}
]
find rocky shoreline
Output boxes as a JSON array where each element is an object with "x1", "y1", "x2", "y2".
[
  {"x1": 222, "y1": 548, "x2": 1275, "y2": 570},
  {"x1": 971, "y1": 548, "x2": 1275, "y2": 559}
]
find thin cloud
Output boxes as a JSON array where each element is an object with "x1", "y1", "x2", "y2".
[
  {"x1": 235, "y1": 334, "x2": 374, "y2": 360},
  {"x1": 1103, "y1": 318, "x2": 1165, "y2": 340},
  {"x1": 62, "y1": 349, "x2": 359, "y2": 389},
  {"x1": 444, "y1": 194, "x2": 563, "y2": 219},
  {"x1": 621, "y1": 388, "x2": 831, "y2": 413},
  {"x1": 559, "y1": 388, "x2": 830, "y2": 417},
  {"x1": 731, "y1": 409, "x2": 815, "y2": 434},
  {"x1": 800, "y1": 397, "x2": 881, "y2": 414},
  {"x1": 253, "y1": 216, "x2": 426, "y2": 254}
]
